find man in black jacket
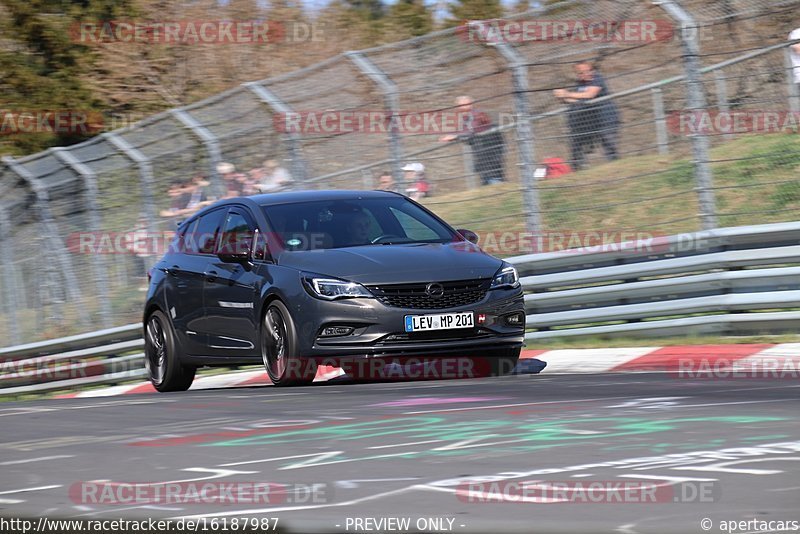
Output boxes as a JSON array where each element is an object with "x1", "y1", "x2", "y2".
[
  {"x1": 554, "y1": 62, "x2": 620, "y2": 171},
  {"x1": 440, "y1": 95, "x2": 506, "y2": 185}
]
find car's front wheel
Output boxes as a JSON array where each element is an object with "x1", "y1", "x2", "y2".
[
  {"x1": 144, "y1": 310, "x2": 196, "y2": 392},
  {"x1": 261, "y1": 300, "x2": 315, "y2": 386}
]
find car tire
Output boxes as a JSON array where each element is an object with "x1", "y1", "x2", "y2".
[
  {"x1": 144, "y1": 310, "x2": 196, "y2": 392},
  {"x1": 261, "y1": 300, "x2": 315, "y2": 387},
  {"x1": 489, "y1": 347, "x2": 521, "y2": 376}
]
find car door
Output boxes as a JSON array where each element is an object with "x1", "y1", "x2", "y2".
[
  {"x1": 202, "y1": 207, "x2": 261, "y2": 357},
  {"x1": 166, "y1": 208, "x2": 226, "y2": 354}
]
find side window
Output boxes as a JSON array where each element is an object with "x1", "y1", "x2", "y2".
[
  {"x1": 187, "y1": 209, "x2": 224, "y2": 255},
  {"x1": 389, "y1": 207, "x2": 439, "y2": 241},
  {"x1": 218, "y1": 211, "x2": 255, "y2": 256},
  {"x1": 174, "y1": 219, "x2": 198, "y2": 254}
]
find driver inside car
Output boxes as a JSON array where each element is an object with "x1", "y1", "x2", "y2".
[{"x1": 340, "y1": 210, "x2": 372, "y2": 247}]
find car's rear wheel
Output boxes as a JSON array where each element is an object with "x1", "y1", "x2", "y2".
[
  {"x1": 144, "y1": 310, "x2": 196, "y2": 392},
  {"x1": 261, "y1": 300, "x2": 315, "y2": 386}
]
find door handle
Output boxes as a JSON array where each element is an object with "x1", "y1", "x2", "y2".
[{"x1": 204, "y1": 270, "x2": 218, "y2": 283}]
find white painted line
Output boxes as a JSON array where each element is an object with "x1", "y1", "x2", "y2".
[
  {"x1": 672, "y1": 399, "x2": 785, "y2": 408},
  {"x1": 72, "y1": 383, "x2": 144, "y2": 398},
  {"x1": 220, "y1": 452, "x2": 344, "y2": 467},
  {"x1": 402, "y1": 396, "x2": 632, "y2": 415},
  {"x1": 90, "y1": 468, "x2": 258, "y2": 486},
  {"x1": 0, "y1": 399, "x2": 169, "y2": 417},
  {"x1": 335, "y1": 478, "x2": 420, "y2": 489},
  {"x1": 278, "y1": 451, "x2": 426, "y2": 471},
  {"x1": 0, "y1": 455, "x2": 74, "y2": 466},
  {"x1": 766, "y1": 486, "x2": 800, "y2": 492},
  {"x1": 433, "y1": 436, "x2": 499, "y2": 451},
  {"x1": 367, "y1": 440, "x2": 444, "y2": 450},
  {"x1": 0, "y1": 485, "x2": 62, "y2": 495}
]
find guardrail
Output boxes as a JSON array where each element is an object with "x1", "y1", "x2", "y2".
[
  {"x1": 507, "y1": 221, "x2": 800, "y2": 340},
  {"x1": 0, "y1": 221, "x2": 798, "y2": 395},
  {"x1": 0, "y1": 324, "x2": 144, "y2": 396}
]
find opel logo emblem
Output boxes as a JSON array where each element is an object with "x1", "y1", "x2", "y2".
[{"x1": 425, "y1": 283, "x2": 444, "y2": 298}]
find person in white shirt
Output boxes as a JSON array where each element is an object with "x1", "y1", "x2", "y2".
[
  {"x1": 789, "y1": 27, "x2": 800, "y2": 85},
  {"x1": 258, "y1": 159, "x2": 294, "y2": 193}
]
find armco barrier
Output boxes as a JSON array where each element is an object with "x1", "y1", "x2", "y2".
[
  {"x1": 0, "y1": 324, "x2": 143, "y2": 395},
  {"x1": 509, "y1": 221, "x2": 800, "y2": 340},
  {"x1": 0, "y1": 221, "x2": 798, "y2": 395}
]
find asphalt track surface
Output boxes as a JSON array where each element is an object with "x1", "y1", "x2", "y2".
[{"x1": 1, "y1": 372, "x2": 799, "y2": 534}]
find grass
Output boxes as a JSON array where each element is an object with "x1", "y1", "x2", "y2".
[{"x1": 421, "y1": 132, "x2": 800, "y2": 241}]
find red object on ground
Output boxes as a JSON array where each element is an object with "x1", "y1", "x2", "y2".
[{"x1": 543, "y1": 157, "x2": 572, "y2": 178}]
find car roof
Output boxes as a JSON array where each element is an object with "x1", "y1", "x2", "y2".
[{"x1": 251, "y1": 189, "x2": 400, "y2": 206}]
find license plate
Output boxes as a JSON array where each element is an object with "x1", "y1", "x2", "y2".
[{"x1": 404, "y1": 312, "x2": 474, "y2": 332}]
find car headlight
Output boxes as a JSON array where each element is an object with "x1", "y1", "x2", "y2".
[
  {"x1": 490, "y1": 264, "x2": 520, "y2": 289},
  {"x1": 303, "y1": 276, "x2": 373, "y2": 300}
]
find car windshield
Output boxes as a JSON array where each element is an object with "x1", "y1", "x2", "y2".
[{"x1": 261, "y1": 196, "x2": 456, "y2": 250}]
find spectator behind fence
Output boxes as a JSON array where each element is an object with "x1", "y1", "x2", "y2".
[
  {"x1": 257, "y1": 159, "x2": 294, "y2": 193},
  {"x1": 377, "y1": 171, "x2": 395, "y2": 191},
  {"x1": 218, "y1": 162, "x2": 249, "y2": 198},
  {"x1": 789, "y1": 27, "x2": 800, "y2": 89},
  {"x1": 439, "y1": 95, "x2": 505, "y2": 185},
  {"x1": 159, "y1": 174, "x2": 211, "y2": 218},
  {"x1": 184, "y1": 174, "x2": 210, "y2": 211},
  {"x1": 160, "y1": 180, "x2": 192, "y2": 218},
  {"x1": 402, "y1": 162, "x2": 430, "y2": 201},
  {"x1": 553, "y1": 61, "x2": 620, "y2": 171}
]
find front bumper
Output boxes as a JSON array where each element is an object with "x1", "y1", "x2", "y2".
[{"x1": 292, "y1": 287, "x2": 525, "y2": 359}]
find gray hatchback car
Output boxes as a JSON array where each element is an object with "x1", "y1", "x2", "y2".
[{"x1": 143, "y1": 190, "x2": 525, "y2": 390}]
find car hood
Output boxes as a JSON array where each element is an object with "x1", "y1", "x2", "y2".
[{"x1": 277, "y1": 242, "x2": 502, "y2": 285}]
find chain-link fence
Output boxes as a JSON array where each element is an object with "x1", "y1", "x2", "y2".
[{"x1": 2, "y1": 0, "x2": 799, "y2": 345}]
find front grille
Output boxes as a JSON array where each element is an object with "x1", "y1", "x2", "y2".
[{"x1": 368, "y1": 278, "x2": 490, "y2": 310}]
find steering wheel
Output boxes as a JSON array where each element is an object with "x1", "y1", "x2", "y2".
[{"x1": 370, "y1": 234, "x2": 406, "y2": 244}]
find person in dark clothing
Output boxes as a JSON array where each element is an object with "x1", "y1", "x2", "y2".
[
  {"x1": 553, "y1": 62, "x2": 620, "y2": 171},
  {"x1": 440, "y1": 96, "x2": 505, "y2": 185}
]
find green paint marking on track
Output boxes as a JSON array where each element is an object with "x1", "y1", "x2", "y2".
[{"x1": 203, "y1": 415, "x2": 787, "y2": 449}]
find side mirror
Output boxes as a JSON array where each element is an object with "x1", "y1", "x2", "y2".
[
  {"x1": 457, "y1": 229, "x2": 480, "y2": 245},
  {"x1": 217, "y1": 242, "x2": 252, "y2": 266}
]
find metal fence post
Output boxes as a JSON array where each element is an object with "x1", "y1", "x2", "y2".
[
  {"x1": 494, "y1": 42, "x2": 541, "y2": 236},
  {"x1": 713, "y1": 70, "x2": 734, "y2": 141},
  {"x1": 460, "y1": 145, "x2": 478, "y2": 190},
  {"x1": 1, "y1": 156, "x2": 87, "y2": 329},
  {"x1": 169, "y1": 109, "x2": 225, "y2": 198},
  {"x1": 242, "y1": 82, "x2": 309, "y2": 184},
  {"x1": 656, "y1": 0, "x2": 717, "y2": 230},
  {"x1": 51, "y1": 148, "x2": 113, "y2": 329},
  {"x1": 0, "y1": 201, "x2": 21, "y2": 345},
  {"x1": 102, "y1": 132, "x2": 159, "y2": 269},
  {"x1": 784, "y1": 47, "x2": 800, "y2": 113},
  {"x1": 345, "y1": 52, "x2": 406, "y2": 190},
  {"x1": 103, "y1": 133, "x2": 158, "y2": 223},
  {"x1": 651, "y1": 87, "x2": 670, "y2": 155}
]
